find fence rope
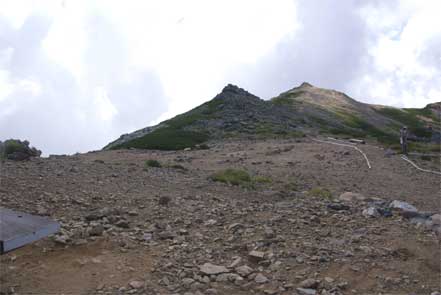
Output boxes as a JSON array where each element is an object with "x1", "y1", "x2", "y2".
[
  {"x1": 401, "y1": 155, "x2": 441, "y2": 175},
  {"x1": 311, "y1": 138, "x2": 372, "y2": 169}
]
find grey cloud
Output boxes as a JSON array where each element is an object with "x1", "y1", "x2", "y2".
[
  {"x1": 230, "y1": 0, "x2": 370, "y2": 99},
  {"x1": 0, "y1": 13, "x2": 167, "y2": 155}
]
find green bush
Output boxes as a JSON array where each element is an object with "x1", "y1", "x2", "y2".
[
  {"x1": 4, "y1": 140, "x2": 26, "y2": 155},
  {"x1": 145, "y1": 159, "x2": 162, "y2": 168},
  {"x1": 210, "y1": 169, "x2": 252, "y2": 186},
  {"x1": 308, "y1": 187, "x2": 333, "y2": 199},
  {"x1": 284, "y1": 181, "x2": 299, "y2": 191},
  {"x1": 254, "y1": 176, "x2": 272, "y2": 184}
]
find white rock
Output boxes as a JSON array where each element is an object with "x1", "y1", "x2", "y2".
[
  {"x1": 362, "y1": 207, "x2": 380, "y2": 218},
  {"x1": 339, "y1": 192, "x2": 365, "y2": 202},
  {"x1": 199, "y1": 263, "x2": 229, "y2": 275},
  {"x1": 389, "y1": 200, "x2": 417, "y2": 212},
  {"x1": 296, "y1": 288, "x2": 317, "y2": 295}
]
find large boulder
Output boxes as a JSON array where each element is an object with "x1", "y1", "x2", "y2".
[{"x1": 1, "y1": 139, "x2": 42, "y2": 161}]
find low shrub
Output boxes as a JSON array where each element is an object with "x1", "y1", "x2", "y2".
[
  {"x1": 308, "y1": 187, "x2": 333, "y2": 199},
  {"x1": 145, "y1": 159, "x2": 162, "y2": 168},
  {"x1": 210, "y1": 169, "x2": 252, "y2": 186},
  {"x1": 254, "y1": 176, "x2": 272, "y2": 184}
]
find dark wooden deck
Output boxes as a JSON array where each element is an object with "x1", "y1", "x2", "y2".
[{"x1": 0, "y1": 207, "x2": 60, "y2": 254}]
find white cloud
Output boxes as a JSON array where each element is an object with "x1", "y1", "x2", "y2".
[{"x1": 350, "y1": 0, "x2": 441, "y2": 108}]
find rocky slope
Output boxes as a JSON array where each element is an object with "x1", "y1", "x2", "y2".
[
  {"x1": 1, "y1": 138, "x2": 440, "y2": 294},
  {"x1": 104, "y1": 83, "x2": 440, "y2": 151}
]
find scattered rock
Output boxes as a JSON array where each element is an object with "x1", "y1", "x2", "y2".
[
  {"x1": 88, "y1": 224, "x2": 104, "y2": 236},
  {"x1": 199, "y1": 263, "x2": 229, "y2": 275},
  {"x1": 296, "y1": 288, "x2": 317, "y2": 295},
  {"x1": 299, "y1": 279, "x2": 319, "y2": 289},
  {"x1": 362, "y1": 207, "x2": 380, "y2": 218},
  {"x1": 389, "y1": 200, "x2": 417, "y2": 213},
  {"x1": 254, "y1": 273, "x2": 268, "y2": 284},
  {"x1": 115, "y1": 220, "x2": 130, "y2": 228},
  {"x1": 339, "y1": 192, "x2": 366, "y2": 202},
  {"x1": 248, "y1": 251, "x2": 265, "y2": 261},
  {"x1": 235, "y1": 265, "x2": 254, "y2": 277},
  {"x1": 129, "y1": 280, "x2": 144, "y2": 289},
  {"x1": 327, "y1": 203, "x2": 350, "y2": 211}
]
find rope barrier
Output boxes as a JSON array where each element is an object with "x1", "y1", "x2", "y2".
[
  {"x1": 311, "y1": 138, "x2": 372, "y2": 169},
  {"x1": 401, "y1": 155, "x2": 441, "y2": 176}
]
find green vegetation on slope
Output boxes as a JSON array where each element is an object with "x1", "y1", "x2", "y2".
[
  {"x1": 210, "y1": 168, "x2": 273, "y2": 189},
  {"x1": 109, "y1": 100, "x2": 222, "y2": 150},
  {"x1": 337, "y1": 112, "x2": 396, "y2": 144},
  {"x1": 374, "y1": 107, "x2": 436, "y2": 138},
  {"x1": 112, "y1": 127, "x2": 209, "y2": 151}
]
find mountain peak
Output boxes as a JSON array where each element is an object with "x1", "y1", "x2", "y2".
[
  {"x1": 215, "y1": 84, "x2": 259, "y2": 102},
  {"x1": 299, "y1": 82, "x2": 313, "y2": 88},
  {"x1": 221, "y1": 84, "x2": 251, "y2": 96}
]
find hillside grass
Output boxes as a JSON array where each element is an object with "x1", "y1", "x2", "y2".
[
  {"x1": 313, "y1": 111, "x2": 398, "y2": 145},
  {"x1": 210, "y1": 168, "x2": 272, "y2": 188},
  {"x1": 307, "y1": 187, "x2": 333, "y2": 200},
  {"x1": 375, "y1": 107, "x2": 436, "y2": 138},
  {"x1": 210, "y1": 169, "x2": 252, "y2": 186},
  {"x1": 112, "y1": 127, "x2": 209, "y2": 150},
  {"x1": 110, "y1": 98, "x2": 225, "y2": 150}
]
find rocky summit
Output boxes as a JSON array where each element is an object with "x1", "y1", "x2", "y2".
[{"x1": 0, "y1": 83, "x2": 440, "y2": 295}]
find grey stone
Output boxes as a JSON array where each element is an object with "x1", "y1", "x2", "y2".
[
  {"x1": 430, "y1": 214, "x2": 441, "y2": 225},
  {"x1": 115, "y1": 220, "x2": 130, "y2": 228},
  {"x1": 129, "y1": 280, "x2": 144, "y2": 289},
  {"x1": 235, "y1": 265, "x2": 254, "y2": 277},
  {"x1": 254, "y1": 273, "x2": 268, "y2": 284},
  {"x1": 296, "y1": 288, "x2": 317, "y2": 295},
  {"x1": 88, "y1": 224, "x2": 104, "y2": 236},
  {"x1": 199, "y1": 263, "x2": 229, "y2": 275},
  {"x1": 299, "y1": 278, "x2": 319, "y2": 289},
  {"x1": 248, "y1": 250, "x2": 265, "y2": 261}
]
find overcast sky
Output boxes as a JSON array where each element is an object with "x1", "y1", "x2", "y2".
[{"x1": 1, "y1": 0, "x2": 440, "y2": 155}]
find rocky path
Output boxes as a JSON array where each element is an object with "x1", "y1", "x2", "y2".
[{"x1": 0, "y1": 138, "x2": 439, "y2": 295}]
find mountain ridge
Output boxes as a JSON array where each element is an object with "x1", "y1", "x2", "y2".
[{"x1": 104, "y1": 83, "x2": 440, "y2": 151}]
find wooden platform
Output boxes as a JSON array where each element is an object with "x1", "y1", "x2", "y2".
[{"x1": 0, "y1": 207, "x2": 60, "y2": 254}]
